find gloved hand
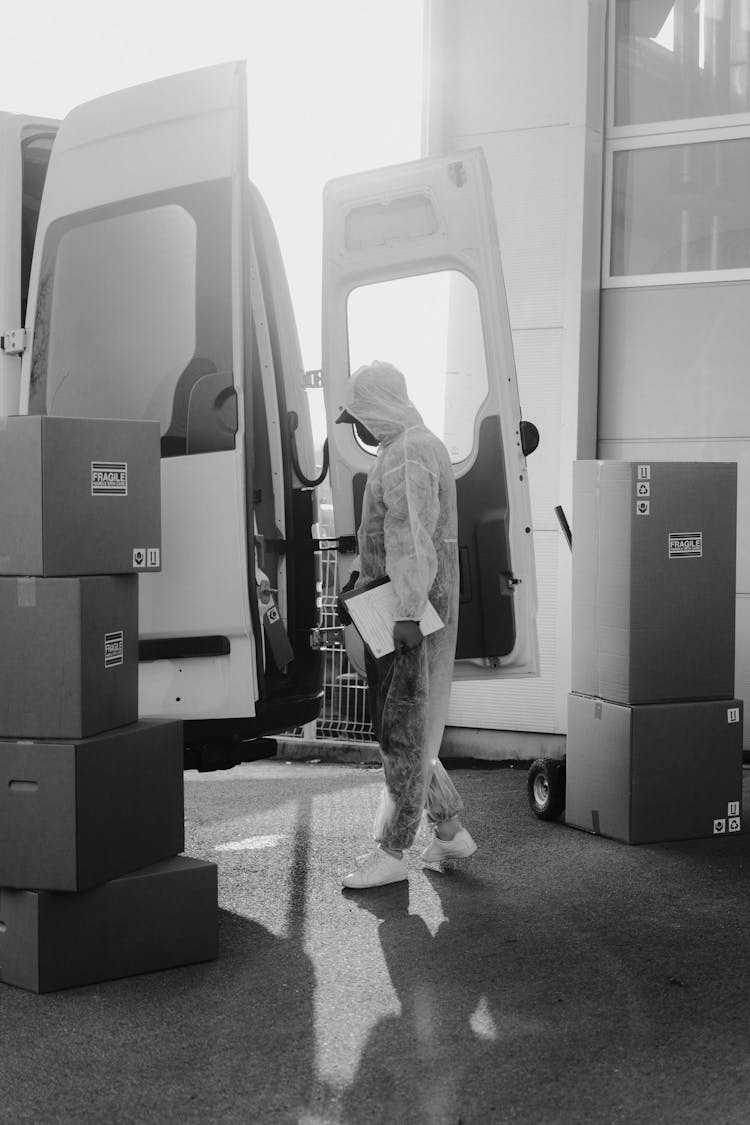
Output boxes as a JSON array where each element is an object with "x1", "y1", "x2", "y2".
[
  {"x1": 393, "y1": 619, "x2": 423, "y2": 655},
  {"x1": 337, "y1": 569, "x2": 360, "y2": 627}
]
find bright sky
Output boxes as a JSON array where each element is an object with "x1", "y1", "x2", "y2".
[{"x1": 1, "y1": 0, "x2": 425, "y2": 369}]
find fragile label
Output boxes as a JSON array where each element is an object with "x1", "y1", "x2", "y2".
[
  {"x1": 104, "y1": 630, "x2": 124, "y2": 668},
  {"x1": 636, "y1": 500, "x2": 650, "y2": 516},
  {"x1": 92, "y1": 461, "x2": 127, "y2": 496},
  {"x1": 668, "y1": 532, "x2": 702, "y2": 558},
  {"x1": 713, "y1": 818, "x2": 726, "y2": 834}
]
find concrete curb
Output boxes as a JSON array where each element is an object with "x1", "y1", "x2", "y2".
[
  {"x1": 275, "y1": 728, "x2": 566, "y2": 765},
  {"x1": 275, "y1": 737, "x2": 381, "y2": 765}
]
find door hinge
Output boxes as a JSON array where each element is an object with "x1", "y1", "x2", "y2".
[
  {"x1": 500, "y1": 573, "x2": 522, "y2": 594},
  {"x1": 0, "y1": 329, "x2": 27, "y2": 356}
]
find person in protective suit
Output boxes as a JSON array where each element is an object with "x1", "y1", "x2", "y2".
[{"x1": 335, "y1": 361, "x2": 477, "y2": 889}]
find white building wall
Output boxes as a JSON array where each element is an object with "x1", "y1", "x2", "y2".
[
  {"x1": 597, "y1": 1, "x2": 750, "y2": 749},
  {"x1": 424, "y1": 0, "x2": 607, "y2": 736}
]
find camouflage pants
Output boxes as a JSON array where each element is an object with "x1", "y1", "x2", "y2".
[{"x1": 366, "y1": 636, "x2": 463, "y2": 851}]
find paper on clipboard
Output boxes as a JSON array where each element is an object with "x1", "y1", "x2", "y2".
[{"x1": 340, "y1": 576, "x2": 443, "y2": 659}]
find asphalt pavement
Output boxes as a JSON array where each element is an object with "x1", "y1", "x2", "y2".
[{"x1": 2, "y1": 758, "x2": 750, "y2": 1125}]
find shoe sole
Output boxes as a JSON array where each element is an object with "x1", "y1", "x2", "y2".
[
  {"x1": 342, "y1": 871, "x2": 408, "y2": 890},
  {"x1": 420, "y1": 842, "x2": 477, "y2": 863}
]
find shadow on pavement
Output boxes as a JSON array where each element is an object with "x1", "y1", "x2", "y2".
[{"x1": 340, "y1": 870, "x2": 507, "y2": 1125}]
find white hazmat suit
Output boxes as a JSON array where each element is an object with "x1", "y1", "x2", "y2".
[{"x1": 339, "y1": 362, "x2": 464, "y2": 851}]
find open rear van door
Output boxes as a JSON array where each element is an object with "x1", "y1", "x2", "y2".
[
  {"x1": 19, "y1": 62, "x2": 322, "y2": 759},
  {"x1": 322, "y1": 149, "x2": 539, "y2": 676},
  {"x1": 0, "y1": 113, "x2": 57, "y2": 415}
]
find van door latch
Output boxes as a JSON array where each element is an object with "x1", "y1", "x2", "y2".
[
  {"x1": 263, "y1": 536, "x2": 358, "y2": 556},
  {"x1": 314, "y1": 536, "x2": 357, "y2": 554},
  {"x1": 0, "y1": 329, "x2": 27, "y2": 356}
]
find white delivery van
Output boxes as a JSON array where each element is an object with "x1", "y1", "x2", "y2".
[{"x1": 0, "y1": 61, "x2": 539, "y2": 770}]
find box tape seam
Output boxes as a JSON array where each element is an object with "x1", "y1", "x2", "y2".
[{"x1": 17, "y1": 577, "x2": 36, "y2": 607}]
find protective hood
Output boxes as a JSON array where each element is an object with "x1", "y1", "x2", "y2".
[{"x1": 340, "y1": 361, "x2": 423, "y2": 445}]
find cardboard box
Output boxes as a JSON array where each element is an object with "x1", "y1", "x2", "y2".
[
  {"x1": 0, "y1": 856, "x2": 217, "y2": 993},
  {"x1": 572, "y1": 460, "x2": 737, "y2": 704},
  {"x1": 0, "y1": 575, "x2": 138, "y2": 739},
  {"x1": 0, "y1": 720, "x2": 184, "y2": 891},
  {"x1": 0, "y1": 415, "x2": 161, "y2": 576},
  {"x1": 565, "y1": 693, "x2": 743, "y2": 844}
]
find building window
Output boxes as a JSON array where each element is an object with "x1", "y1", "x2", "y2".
[
  {"x1": 615, "y1": 0, "x2": 750, "y2": 128},
  {"x1": 611, "y1": 135, "x2": 750, "y2": 275},
  {"x1": 606, "y1": 2, "x2": 750, "y2": 286}
]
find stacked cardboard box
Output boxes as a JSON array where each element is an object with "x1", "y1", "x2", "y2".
[
  {"x1": 0, "y1": 416, "x2": 217, "y2": 991},
  {"x1": 566, "y1": 460, "x2": 743, "y2": 844}
]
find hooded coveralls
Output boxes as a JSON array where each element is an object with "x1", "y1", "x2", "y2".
[{"x1": 342, "y1": 362, "x2": 464, "y2": 851}]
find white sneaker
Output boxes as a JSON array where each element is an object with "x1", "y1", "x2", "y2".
[
  {"x1": 420, "y1": 828, "x2": 477, "y2": 864},
  {"x1": 342, "y1": 849, "x2": 408, "y2": 889}
]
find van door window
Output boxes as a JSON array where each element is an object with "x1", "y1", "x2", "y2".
[
  {"x1": 28, "y1": 181, "x2": 237, "y2": 457},
  {"x1": 21, "y1": 132, "x2": 55, "y2": 323},
  {"x1": 345, "y1": 270, "x2": 489, "y2": 462}
]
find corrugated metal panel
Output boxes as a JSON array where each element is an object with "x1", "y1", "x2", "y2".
[
  {"x1": 458, "y1": 128, "x2": 567, "y2": 331},
  {"x1": 425, "y1": 1, "x2": 605, "y2": 740},
  {"x1": 448, "y1": 529, "x2": 562, "y2": 731},
  {"x1": 434, "y1": 1, "x2": 572, "y2": 138},
  {"x1": 599, "y1": 284, "x2": 750, "y2": 441}
]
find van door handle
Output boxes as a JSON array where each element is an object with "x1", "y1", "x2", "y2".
[{"x1": 288, "y1": 411, "x2": 329, "y2": 487}]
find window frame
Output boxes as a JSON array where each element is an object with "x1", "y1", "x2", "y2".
[
  {"x1": 27, "y1": 179, "x2": 237, "y2": 455},
  {"x1": 606, "y1": 0, "x2": 750, "y2": 138},
  {"x1": 343, "y1": 265, "x2": 492, "y2": 467},
  {"x1": 604, "y1": 125, "x2": 750, "y2": 288},
  {"x1": 20, "y1": 128, "x2": 56, "y2": 323},
  {"x1": 604, "y1": 1, "x2": 750, "y2": 289}
]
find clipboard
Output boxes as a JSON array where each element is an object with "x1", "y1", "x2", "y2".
[{"x1": 340, "y1": 576, "x2": 443, "y2": 659}]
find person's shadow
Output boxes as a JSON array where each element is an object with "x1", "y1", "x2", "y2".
[
  {"x1": 341, "y1": 868, "x2": 506, "y2": 1125},
  {"x1": 0, "y1": 855, "x2": 321, "y2": 1125}
]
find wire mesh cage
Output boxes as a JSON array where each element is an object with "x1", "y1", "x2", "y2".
[{"x1": 315, "y1": 547, "x2": 375, "y2": 742}]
